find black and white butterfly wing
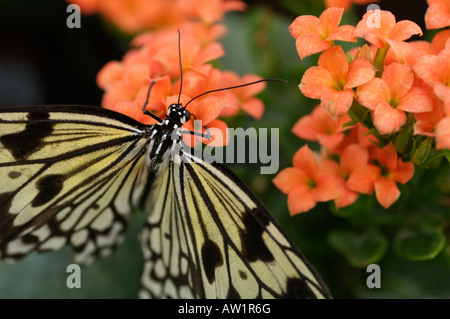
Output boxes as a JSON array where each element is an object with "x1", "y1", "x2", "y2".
[
  {"x1": 0, "y1": 106, "x2": 151, "y2": 265},
  {"x1": 0, "y1": 105, "x2": 331, "y2": 299},
  {"x1": 139, "y1": 150, "x2": 331, "y2": 299}
]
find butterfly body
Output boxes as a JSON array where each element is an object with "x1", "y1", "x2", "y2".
[{"x1": 146, "y1": 103, "x2": 190, "y2": 164}]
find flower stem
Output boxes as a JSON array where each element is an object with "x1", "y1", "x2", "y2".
[{"x1": 373, "y1": 44, "x2": 390, "y2": 77}]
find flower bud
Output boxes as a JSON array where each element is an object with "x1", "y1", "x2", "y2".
[{"x1": 412, "y1": 137, "x2": 433, "y2": 166}]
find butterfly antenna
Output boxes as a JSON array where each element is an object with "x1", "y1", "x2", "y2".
[
  {"x1": 177, "y1": 29, "x2": 183, "y2": 106},
  {"x1": 142, "y1": 80, "x2": 163, "y2": 123},
  {"x1": 184, "y1": 78, "x2": 287, "y2": 109}
]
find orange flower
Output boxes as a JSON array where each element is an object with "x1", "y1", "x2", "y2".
[
  {"x1": 425, "y1": 0, "x2": 450, "y2": 30},
  {"x1": 289, "y1": 7, "x2": 356, "y2": 60},
  {"x1": 414, "y1": 94, "x2": 446, "y2": 137},
  {"x1": 319, "y1": 144, "x2": 370, "y2": 208},
  {"x1": 300, "y1": 46, "x2": 376, "y2": 119},
  {"x1": 177, "y1": 0, "x2": 246, "y2": 24},
  {"x1": 436, "y1": 117, "x2": 450, "y2": 149},
  {"x1": 413, "y1": 47, "x2": 450, "y2": 114},
  {"x1": 292, "y1": 105, "x2": 350, "y2": 151},
  {"x1": 96, "y1": 26, "x2": 266, "y2": 147},
  {"x1": 324, "y1": 0, "x2": 379, "y2": 11},
  {"x1": 273, "y1": 145, "x2": 342, "y2": 215},
  {"x1": 217, "y1": 72, "x2": 266, "y2": 120},
  {"x1": 337, "y1": 123, "x2": 379, "y2": 151},
  {"x1": 355, "y1": 9, "x2": 422, "y2": 48},
  {"x1": 131, "y1": 29, "x2": 224, "y2": 79},
  {"x1": 348, "y1": 143, "x2": 414, "y2": 208},
  {"x1": 356, "y1": 62, "x2": 433, "y2": 135},
  {"x1": 431, "y1": 29, "x2": 450, "y2": 52},
  {"x1": 385, "y1": 40, "x2": 437, "y2": 67},
  {"x1": 68, "y1": 0, "x2": 245, "y2": 34}
]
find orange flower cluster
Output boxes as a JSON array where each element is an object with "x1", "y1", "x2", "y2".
[
  {"x1": 324, "y1": 0, "x2": 378, "y2": 11},
  {"x1": 68, "y1": 0, "x2": 245, "y2": 34},
  {"x1": 70, "y1": 0, "x2": 267, "y2": 147},
  {"x1": 275, "y1": 7, "x2": 450, "y2": 215}
]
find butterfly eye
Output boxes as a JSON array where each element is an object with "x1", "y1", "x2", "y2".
[{"x1": 184, "y1": 109, "x2": 190, "y2": 122}]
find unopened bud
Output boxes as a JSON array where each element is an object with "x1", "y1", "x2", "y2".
[{"x1": 412, "y1": 137, "x2": 433, "y2": 166}]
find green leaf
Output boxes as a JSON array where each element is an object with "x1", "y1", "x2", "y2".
[
  {"x1": 393, "y1": 224, "x2": 445, "y2": 261},
  {"x1": 327, "y1": 228, "x2": 388, "y2": 268},
  {"x1": 443, "y1": 150, "x2": 450, "y2": 164}
]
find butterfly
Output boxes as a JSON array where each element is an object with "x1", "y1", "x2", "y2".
[{"x1": 0, "y1": 32, "x2": 331, "y2": 299}]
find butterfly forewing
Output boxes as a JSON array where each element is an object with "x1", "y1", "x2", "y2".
[{"x1": 0, "y1": 106, "x2": 151, "y2": 264}]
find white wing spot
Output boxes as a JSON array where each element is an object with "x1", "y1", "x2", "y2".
[
  {"x1": 6, "y1": 238, "x2": 35, "y2": 255},
  {"x1": 91, "y1": 209, "x2": 114, "y2": 232},
  {"x1": 31, "y1": 224, "x2": 51, "y2": 242},
  {"x1": 39, "y1": 236, "x2": 66, "y2": 251},
  {"x1": 70, "y1": 229, "x2": 89, "y2": 247}
]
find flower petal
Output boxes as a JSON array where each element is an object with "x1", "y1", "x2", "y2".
[
  {"x1": 198, "y1": 95, "x2": 224, "y2": 125},
  {"x1": 414, "y1": 120, "x2": 435, "y2": 136},
  {"x1": 328, "y1": 25, "x2": 356, "y2": 42},
  {"x1": 373, "y1": 101, "x2": 407, "y2": 135},
  {"x1": 391, "y1": 159, "x2": 415, "y2": 184},
  {"x1": 334, "y1": 186, "x2": 359, "y2": 209},
  {"x1": 293, "y1": 145, "x2": 319, "y2": 179},
  {"x1": 375, "y1": 177, "x2": 400, "y2": 208},
  {"x1": 345, "y1": 58, "x2": 376, "y2": 89},
  {"x1": 97, "y1": 61, "x2": 124, "y2": 89},
  {"x1": 272, "y1": 167, "x2": 308, "y2": 194},
  {"x1": 240, "y1": 98, "x2": 264, "y2": 120},
  {"x1": 434, "y1": 82, "x2": 450, "y2": 112},
  {"x1": 356, "y1": 78, "x2": 390, "y2": 110},
  {"x1": 317, "y1": 132, "x2": 345, "y2": 151},
  {"x1": 397, "y1": 86, "x2": 433, "y2": 113},
  {"x1": 318, "y1": 46, "x2": 348, "y2": 83},
  {"x1": 295, "y1": 36, "x2": 331, "y2": 60},
  {"x1": 203, "y1": 119, "x2": 229, "y2": 147},
  {"x1": 425, "y1": 0, "x2": 450, "y2": 29},
  {"x1": 288, "y1": 185, "x2": 317, "y2": 215},
  {"x1": 389, "y1": 20, "x2": 422, "y2": 41},
  {"x1": 319, "y1": 7, "x2": 344, "y2": 35},
  {"x1": 299, "y1": 66, "x2": 334, "y2": 99},
  {"x1": 347, "y1": 164, "x2": 380, "y2": 194},
  {"x1": 315, "y1": 175, "x2": 342, "y2": 202},
  {"x1": 321, "y1": 88, "x2": 354, "y2": 119},
  {"x1": 340, "y1": 143, "x2": 369, "y2": 173},
  {"x1": 355, "y1": 10, "x2": 397, "y2": 48},
  {"x1": 289, "y1": 15, "x2": 322, "y2": 39},
  {"x1": 377, "y1": 143, "x2": 398, "y2": 171},
  {"x1": 413, "y1": 54, "x2": 441, "y2": 86},
  {"x1": 381, "y1": 63, "x2": 414, "y2": 99},
  {"x1": 436, "y1": 117, "x2": 450, "y2": 149}
]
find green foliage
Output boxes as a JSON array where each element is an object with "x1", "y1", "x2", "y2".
[
  {"x1": 328, "y1": 228, "x2": 388, "y2": 267},
  {"x1": 393, "y1": 224, "x2": 445, "y2": 261}
]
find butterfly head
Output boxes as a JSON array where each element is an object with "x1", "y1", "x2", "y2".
[{"x1": 166, "y1": 103, "x2": 190, "y2": 127}]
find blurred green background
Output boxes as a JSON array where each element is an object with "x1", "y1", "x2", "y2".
[{"x1": 0, "y1": 0, "x2": 449, "y2": 298}]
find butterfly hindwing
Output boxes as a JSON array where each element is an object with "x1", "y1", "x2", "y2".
[
  {"x1": 139, "y1": 149, "x2": 331, "y2": 299},
  {"x1": 0, "y1": 106, "x2": 151, "y2": 264}
]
